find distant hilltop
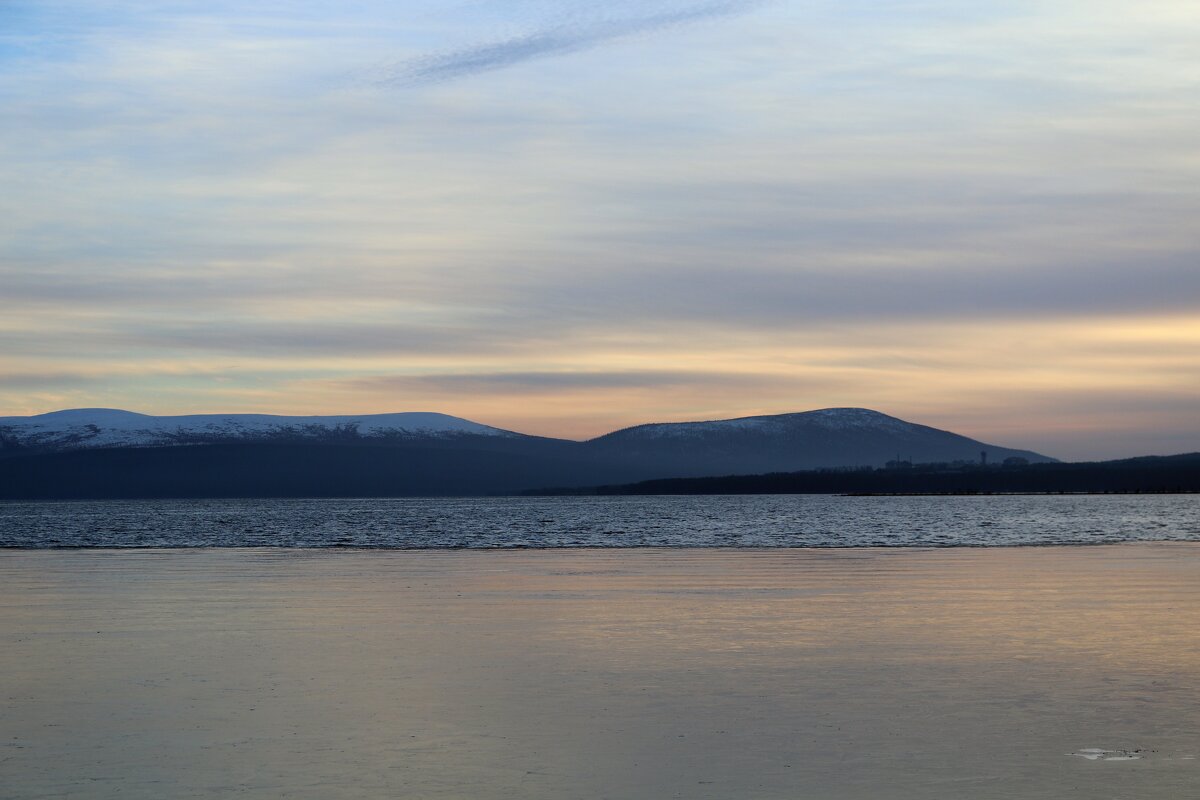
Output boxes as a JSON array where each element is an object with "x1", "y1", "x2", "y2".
[{"x1": 0, "y1": 407, "x2": 1055, "y2": 498}]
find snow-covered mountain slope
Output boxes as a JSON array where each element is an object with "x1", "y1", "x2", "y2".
[
  {"x1": 0, "y1": 408, "x2": 518, "y2": 451},
  {"x1": 0, "y1": 405, "x2": 1060, "y2": 496},
  {"x1": 0, "y1": 405, "x2": 1054, "y2": 483},
  {"x1": 598, "y1": 408, "x2": 916, "y2": 440},
  {"x1": 585, "y1": 407, "x2": 1054, "y2": 471}
]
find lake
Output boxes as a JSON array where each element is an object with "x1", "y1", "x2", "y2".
[{"x1": 2, "y1": 494, "x2": 1197, "y2": 548}]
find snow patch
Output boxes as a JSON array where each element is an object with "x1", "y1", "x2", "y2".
[
  {"x1": 1069, "y1": 748, "x2": 1145, "y2": 761},
  {"x1": 0, "y1": 409, "x2": 516, "y2": 451},
  {"x1": 602, "y1": 408, "x2": 916, "y2": 440}
]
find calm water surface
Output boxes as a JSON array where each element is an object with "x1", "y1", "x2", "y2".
[{"x1": 1, "y1": 494, "x2": 1198, "y2": 548}]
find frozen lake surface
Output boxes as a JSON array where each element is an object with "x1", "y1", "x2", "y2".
[{"x1": 3, "y1": 545, "x2": 1199, "y2": 799}]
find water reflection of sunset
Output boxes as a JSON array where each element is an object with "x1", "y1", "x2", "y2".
[{"x1": 3, "y1": 545, "x2": 1197, "y2": 798}]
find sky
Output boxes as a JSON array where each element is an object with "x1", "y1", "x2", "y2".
[{"x1": 2, "y1": 0, "x2": 1198, "y2": 460}]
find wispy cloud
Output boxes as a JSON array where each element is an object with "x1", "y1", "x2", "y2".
[
  {"x1": 5, "y1": 1, "x2": 1200, "y2": 457},
  {"x1": 381, "y1": 1, "x2": 762, "y2": 85},
  {"x1": 344, "y1": 369, "x2": 773, "y2": 394}
]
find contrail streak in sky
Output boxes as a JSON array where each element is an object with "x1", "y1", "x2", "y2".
[{"x1": 381, "y1": 1, "x2": 762, "y2": 85}]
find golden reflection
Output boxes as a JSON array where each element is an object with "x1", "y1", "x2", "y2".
[{"x1": 3, "y1": 546, "x2": 1198, "y2": 798}]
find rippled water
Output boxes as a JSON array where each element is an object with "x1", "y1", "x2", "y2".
[{"x1": 1, "y1": 494, "x2": 1198, "y2": 548}]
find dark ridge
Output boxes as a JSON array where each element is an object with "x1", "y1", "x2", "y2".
[
  {"x1": 533, "y1": 454, "x2": 1200, "y2": 496},
  {"x1": 0, "y1": 440, "x2": 633, "y2": 499}
]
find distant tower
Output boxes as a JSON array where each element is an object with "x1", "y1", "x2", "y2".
[{"x1": 980, "y1": 450, "x2": 988, "y2": 466}]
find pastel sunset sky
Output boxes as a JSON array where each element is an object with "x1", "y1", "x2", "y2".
[{"x1": 2, "y1": 1, "x2": 1198, "y2": 459}]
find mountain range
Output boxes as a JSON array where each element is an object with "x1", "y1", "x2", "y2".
[{"x1": 0, "y1": 407, "x2": 1054, "y2": 498}]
